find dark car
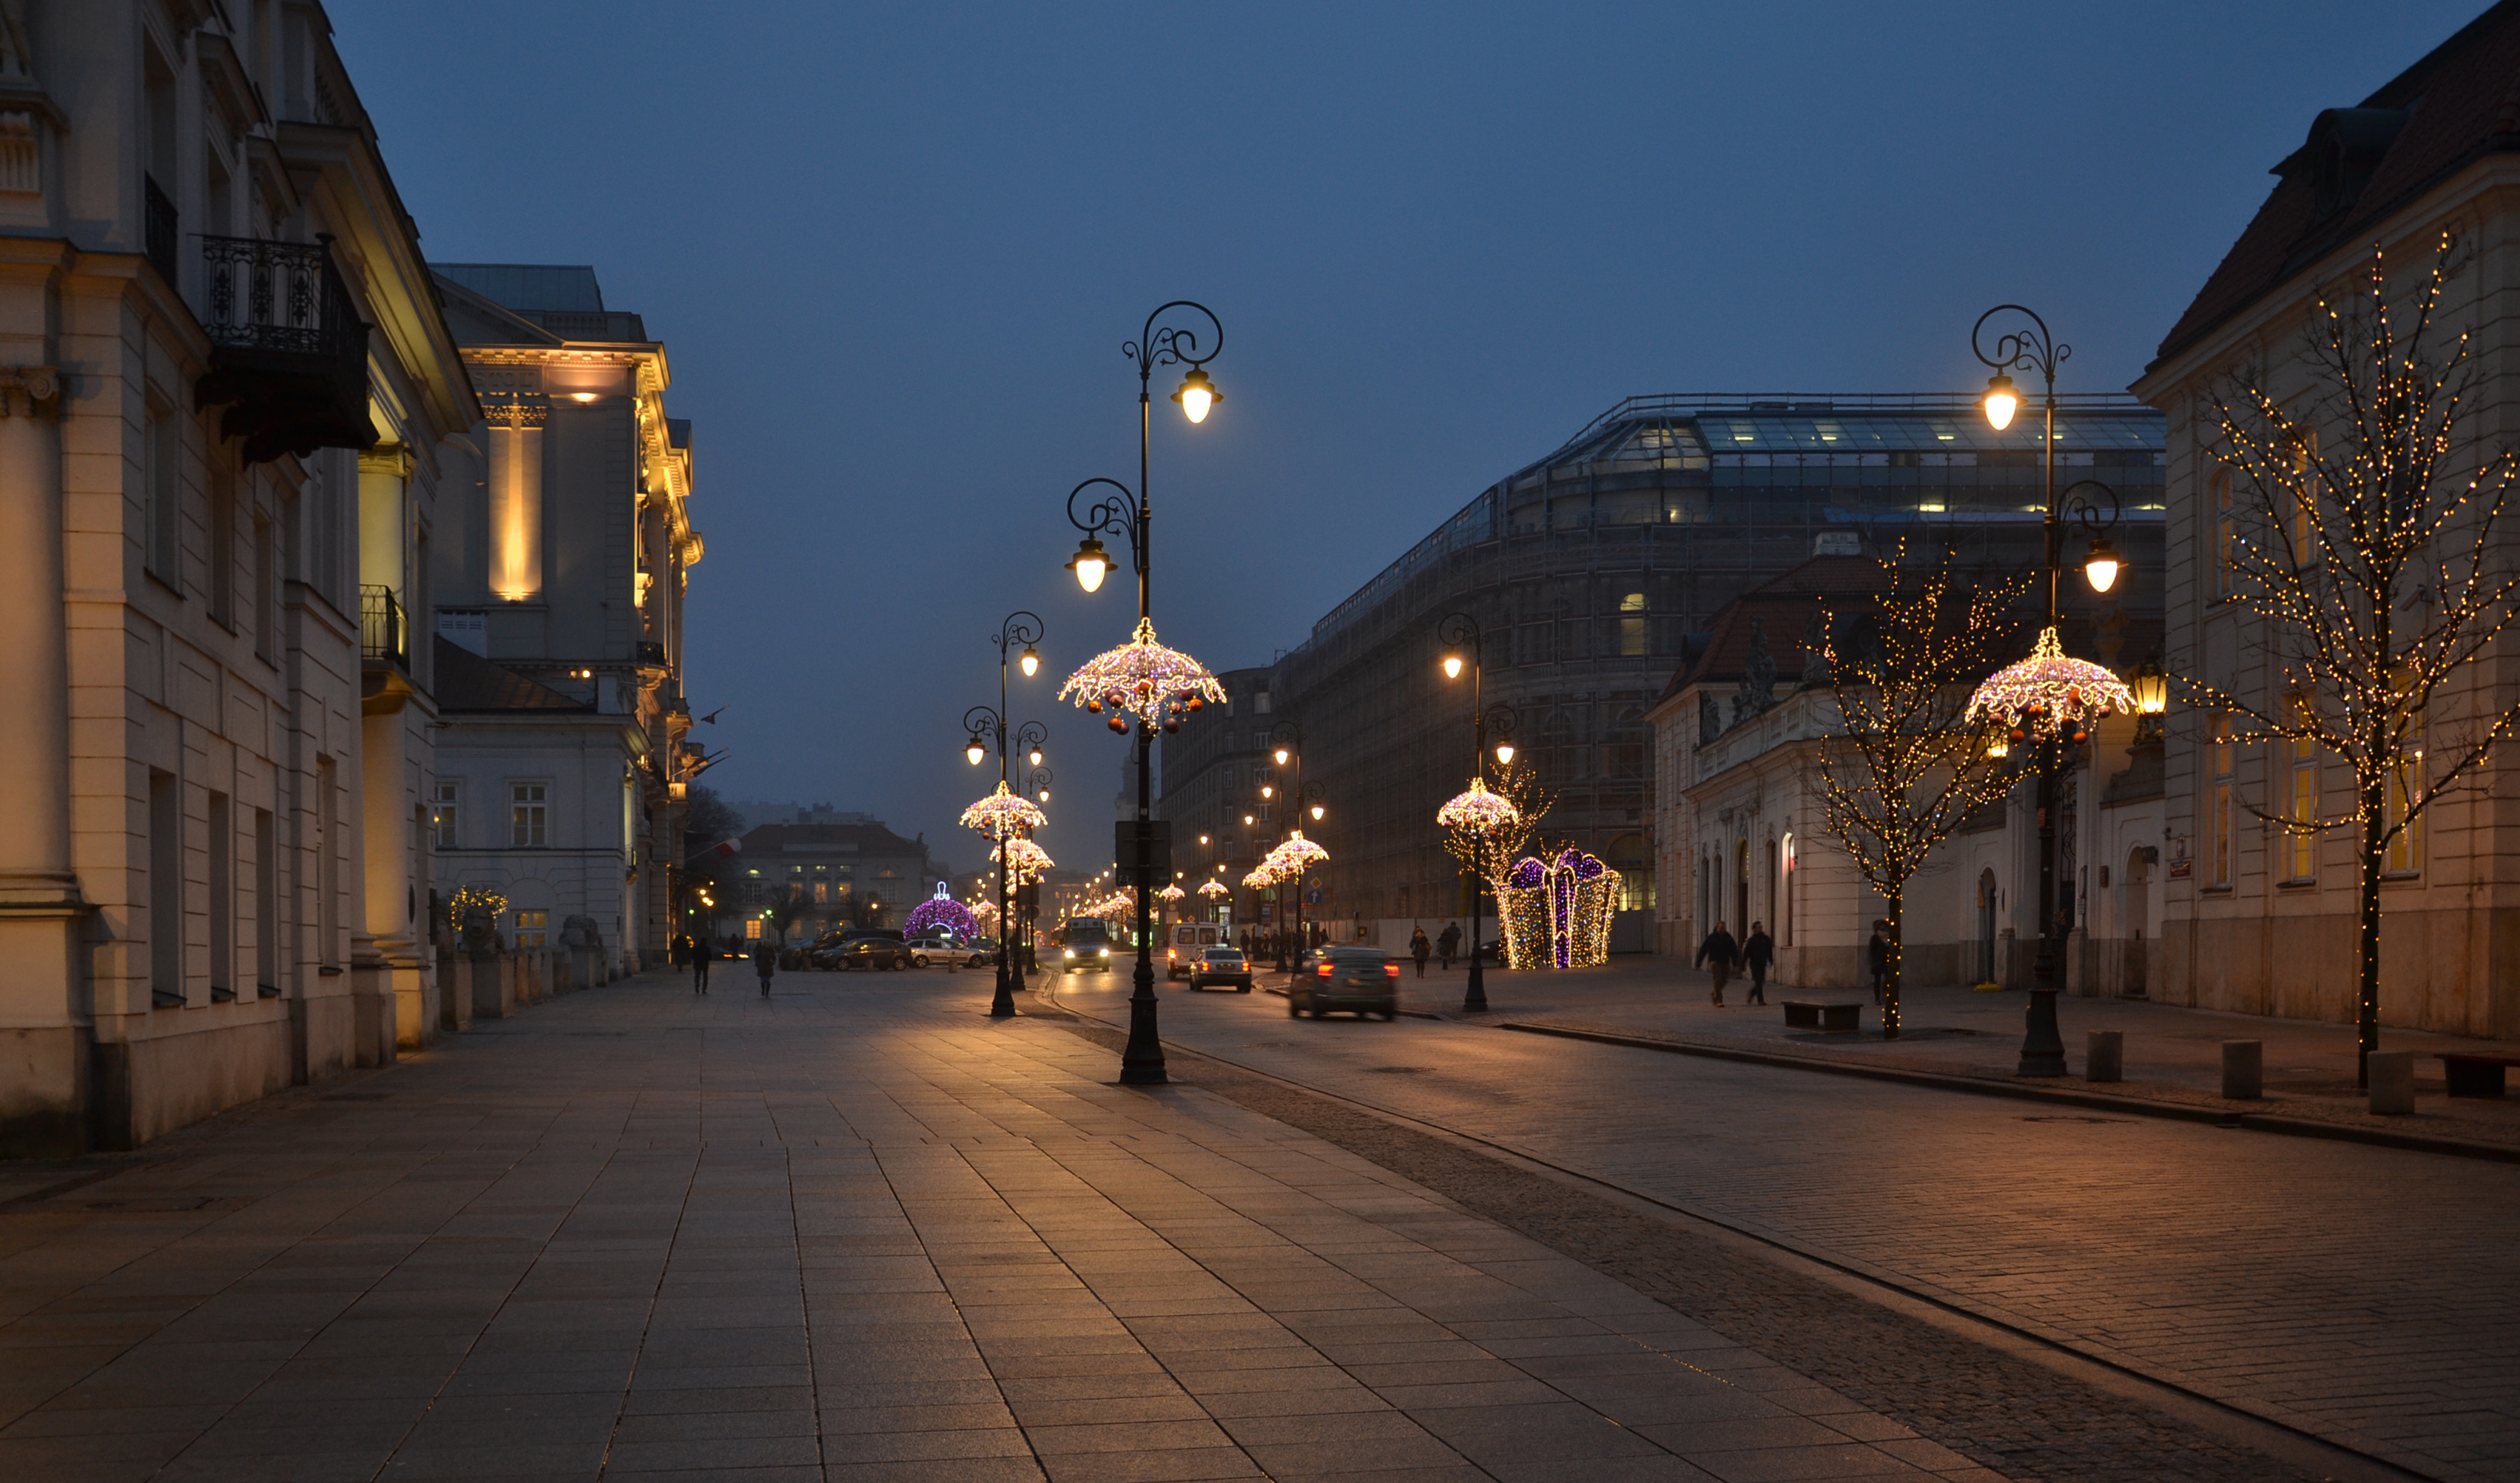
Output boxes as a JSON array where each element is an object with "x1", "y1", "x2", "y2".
[
  {"x1": 1188, "y1": 946, "x2": 1252, "y2": 992},
  {"x1": 1055, "y1": 917, "x2": 1115, "y2": 974},
  {"x1": 817, "y1": 930, "x2": 912, "y2": 972},
  {"x1": 1290, "y1": 946, "x2": 1398, "y2": 1020}
]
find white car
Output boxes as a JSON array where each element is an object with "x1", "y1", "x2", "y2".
[{"x1": 909, "y1": 935, "x2": 989, "y2": 969}]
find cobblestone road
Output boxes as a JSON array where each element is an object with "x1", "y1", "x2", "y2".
[
  {"x1": 1049, "y1": 971, "x2": 2520, "y2": 1482},
  {"x1": 2, "y1": 970, "x2": 2038, "y2": 1483}
]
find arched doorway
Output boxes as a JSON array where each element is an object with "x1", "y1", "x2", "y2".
[
  {"x1": 1976, "y1": 869, "x2": 1998, "y2": 984},
  {"x1": 1733, "y1": 838, "x2": 1750, "y2": 935}
]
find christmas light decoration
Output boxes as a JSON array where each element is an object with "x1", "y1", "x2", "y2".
[
  {"x1": 1436, "y1": 778, "x2": 1519, "y2": 834},
  {"x1": 448, "y1": 884, "x2": 508, "y2": 937},
  {"x1": 990, "y1": 837, "x2": 1054, "y2": 882},
  {"x1": 960, "y1": 781, "x2": 1048, "y2": 839},
  {"x1": 1494, "y1": 849, "x2": 1619, "y2": 969},
  {"x1": 1266, "y1": 830, "x2": 1328, "y2": 875},
  {"x1": 1156, "y1": 883, "x2": 1186, "y2": 903},
  {"x1": 905, "y1": 897, "x2": 982, "y2": 939},
  {"x1": 1197, "y1": 878, "x2": 1229, "y2": 899},
  {"x1": 1057, "y1": 617, "x2": 1227, "y2": 731},
  {"x1": 1242, "y1": 866, "x2": 1277, "y2": 890},
  {"x1": 1965, "y1": 624, "x2": 2137, "y2": 744}
]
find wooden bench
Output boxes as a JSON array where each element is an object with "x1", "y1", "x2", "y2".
[
  {"x1": 1783, "y1": 1001, "x2": 1862, "y2": 1033},
  {"x1": 2436, "y1": 1052, "x2": 2520, "y2": 1098}
]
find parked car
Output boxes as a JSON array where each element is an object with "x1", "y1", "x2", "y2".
[
  {"x1": 909, "y1": 935, "x2": 988, "y2": 968},
  {"x1": 814, "y1": 929, "x2": 912, "y2": 972},
  {"x1": 1056, "y1": 917, "x2": 1115, "y2": 974},
  {"x1": 1290, "y1": 946, "x2": 1398, "y2": 1020},
  {"x1": 1187, "y1": 946, "x2": 1252, "y2": 992}
]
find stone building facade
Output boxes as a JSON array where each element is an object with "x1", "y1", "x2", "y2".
[
  {"x1": 2132, "y1": 4, "x2": 2520, "y2": 1038},
  {"x1": 0, "y1": 0, "x2": 474, "y2": 1151},
  {"x1": 423, "y1": 265, "x2": 702, "y2": 973}
]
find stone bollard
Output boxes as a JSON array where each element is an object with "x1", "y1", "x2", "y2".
[
  {"x1": 2221, "y1": 1040, "x2": 2263, "y2": 1100},
  {"x1": 2086, "y1": 1029, "x2": 2123, "y2": 1084},
  {"x1": 2368, "y1": 1049, "x2": 2416, "y2": 1115}
]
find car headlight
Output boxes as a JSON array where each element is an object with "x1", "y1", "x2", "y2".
[
  {"x1": 1097, "y1": 946, "x2": 1108, "y2": 956},
  {"x1": 1063, "y1": 948, "x2": 1075, "y2": 958}
]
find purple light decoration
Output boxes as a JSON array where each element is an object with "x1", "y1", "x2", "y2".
[{"x1": 905, "y1": 898, "x2": 981, "y2": 939}]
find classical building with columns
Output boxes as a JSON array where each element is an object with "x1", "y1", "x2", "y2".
[
  {"x1": 424, "y1": 264, "x2": 701, "y2": 972},
  {"x1": 0, "y1": 1, "x2": 475, "y2": 1152}
]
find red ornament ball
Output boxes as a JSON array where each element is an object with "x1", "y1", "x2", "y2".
[{"x1": 1107, "y1": 715, "x2": 1128, "y2": 734}]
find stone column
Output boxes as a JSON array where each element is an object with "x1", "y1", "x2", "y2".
[{"x1": 0, "y1": 363, "x2": 88, "y2": 1154}]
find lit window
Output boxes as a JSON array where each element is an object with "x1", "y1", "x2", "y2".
[
  {"x1": 510, "y1": 782, "x2": 548, "y2": 848},
  {"x1": 2210, "y1": 714, "x2": 2234, "y2": 888},
  {"x1": 2211, "y1": 465, "x2": 2235, "y2": 597},
  {"x1": 2386, "y1": 715, "x2": 2424, "y2": 875},
  {"x1": 1618, "y1": 593, "x2": 1647, "y2": 657},
  {"x1": 2288, "y1": 721, "x2": 2318, "y2": 883},
  {"x1": 431, "y1": 781, "x2": 460, "y2": 849},
  {"x1": 514, "y1": 909, "x2": 548, "y2": 947}
]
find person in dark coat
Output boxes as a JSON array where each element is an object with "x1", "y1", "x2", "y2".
[
  {"x1": 1867, "y1": 924, "x2": 1890, "y2": 1005},
  {"x1": 691, "y1": 935, "x2": 711, "y2": 995},
  {"x1": 1409, "y1": 927, "x2": 1432, "y2": 978},
  {"x1": 1742, "y1": 921, "x2": 1773, "y2": 1006},
  {"x1": 753, "y1": 939, "x2": 776, "y2": 996},
  {"x1": 1436, "y1": 921, "x2": 1461, "y2": 970},
  {"x1": 1694, "y1": 921, "x2": 1739, "y2": 1006}
]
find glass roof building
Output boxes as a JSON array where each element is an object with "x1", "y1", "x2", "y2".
[{"x1": 1163, "y1": 393, "x2": 2165, "y2": 937}]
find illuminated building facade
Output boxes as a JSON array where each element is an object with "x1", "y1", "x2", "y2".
[
  {"x1": 2133, "y1": 5, "x2": 2520, "y2": 1037},
  {"x1": 1182, "y1": 394, "x2": 2163, "y2": 951},
  {"x1": 0, "y1": 1, "x2": 476, "y2": 1151},
  {"x1": 425, "y1": 266, "x2": 703, "y2": 972}
]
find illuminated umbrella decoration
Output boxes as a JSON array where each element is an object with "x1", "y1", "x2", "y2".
[
  {"x1": 1197, "y1": 878, "x2": 1230, "y2": 900},
  {"x1": 1058, "y1": 617, "x2": 1229, "y2": 735},
  {"x1": 960, "y1": 781, "x2": 1048, "y2": 839},
  {"x1": 1156, "y1": 883, "x2": 1186, "y2": 903},
  {"x1": 1242, "y1": 866, "x2": 1277, "y2": 890},
  {"x1": 990, "y1": 837, "x2": 1055, "y2": 882},
  {"x1": 1436, "y1": 778, "x2": 1519, "y2": 835},
  {"x1": 1964, "y1": 625, "x2": 2138, "y2": 747}
]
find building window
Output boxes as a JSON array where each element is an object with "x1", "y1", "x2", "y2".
[
  {"x1": 513, "y1": 909, "x2": 548, "y2": 947},
  {"x1": 2211, "y1": 465, "x2": 2234, "y2": 597},
  {"x1": 2386, "y1": 718, "x2": 2424, "y2": 875},
  {"x1": 2209, "y1": 713, "x2": 2234, "y2": 887},
  {"x1": 2287, "y1": 732, "x2": 2318, "y2": 882},
  {"x1": 510, "y1": 782, "x2": 548, "y2": 847},
  {"x1": 1618, "y1": 593, "x2": 1647, "y2": 656},
  {"x1": 2290, "y1": 431, "x2": 2319, "y2": 568},
  {"x1": 144, "y1": 397, "x2": 182, "y2": 585},
  {"x1": 148, "y1": 767, "x2": 183, "y2": 1006},
  {"x1": 431, "y1": 781, "x2": 461, "y2": 849}
]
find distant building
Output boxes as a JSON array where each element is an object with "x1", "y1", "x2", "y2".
[
  {"x1": 727, "y1": 801, "x2": 879, "y2": 832},
  {"x1": 724, "y1": 821, "x2": 938, "y2": 944},
  {"x1": 1176, "y1": 394, "x2": 2164, "y2": 949},
  {"x1": 1154, "y1": 667, "x2": 1274, "y2": 909},
  {"x1": 425, "y1": 265, "x2": 704, "y2": 974}
]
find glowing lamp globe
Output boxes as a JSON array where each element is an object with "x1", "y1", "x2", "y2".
[
  {"x1": 1442, "y1": 653, "x2": 1464, "y2": 679},
  {"x1": 1170, "y1": 368, "x2": 1220, "y2": 423},
  {"x1": 2083, "y1": 534, "x2": 2123, "y2": 594},
  {"x1": 1019, "y1": 645, "x2": 1040, "y2": 677},
  {"x1": 1067, "y1": 537, "x2": 1111, "y2": 593},
  {"x1": 1982, "y1": 371, "x2": 2020, "y2": 432}
]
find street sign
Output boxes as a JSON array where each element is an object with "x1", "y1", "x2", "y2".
[
  {"x1": 1114, "y1": 820, "x2": 1173, "y2": 885},
  {"x1": 1307, "y1": 890, "x2": 1322, "y2": 906}
]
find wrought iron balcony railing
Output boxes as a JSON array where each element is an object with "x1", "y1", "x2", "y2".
[
  {"x1": 194, "y1": 234, "x2": 377, "y2": 464},
  {"x1": 360, "y1": 584, "x2": 406, "y2": 669}
]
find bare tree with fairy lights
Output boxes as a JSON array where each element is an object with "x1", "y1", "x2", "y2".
[
  {"x1": 1817, "y1": 545, "x2": 2028, "y2": 1040},
  {"x1": 2189, "y1": 237, "x2": 2520, "y2": 1086}
]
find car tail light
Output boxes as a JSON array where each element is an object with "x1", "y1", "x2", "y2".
[
  {"x1": 1384, "y1": 964, "x2": 1401, "y2": 978},
  {"x1": 1318, "y1": 963, "x2": 1334, "y2": 978}
]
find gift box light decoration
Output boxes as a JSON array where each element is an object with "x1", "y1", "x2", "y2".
[
  {"x1": 960, "y1": 781, "x2": 1049, "y2": 838},
  {"x1": 1058, "y1": 617, "x2": 1229, "y2": 735},
  {"x1": 1964, "y1": 625, "x2": 2137, "y2": 747},
  {"x1": 1495, "y1": 848, "x2": 1621, "y2": 969}
]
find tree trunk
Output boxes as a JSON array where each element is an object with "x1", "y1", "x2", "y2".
[
  {"x1": 1884, "y1": 890, "x2": 1904, "y2": 1040},
  {"x1": 2359, "y1": 766, "x2": 2383, "y2": 1089}
]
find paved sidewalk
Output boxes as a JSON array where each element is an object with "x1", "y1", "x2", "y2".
[
  {"x1": 1381, "y1": 959, "x2": 2520, "y2": 1145},
  {"x1": 0, "y1": 970, "x2": 2004, "y2": 1483}
]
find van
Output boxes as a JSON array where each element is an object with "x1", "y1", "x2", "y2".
[
  {"x1": 1165, "y1": 921, "x2": 1224, "y2": 979},
  {"x1": 1057, "y1": 917, "x2": 1114, "y2": 973}
]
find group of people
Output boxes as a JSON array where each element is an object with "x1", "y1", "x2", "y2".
[
  {"x1": 1403, "y1": 922, "x2": 1465, "y2": 975},
  {"x1": 1690, "y1": 920, "x2": 1775, "y2": 1006},
  {"x1": 673, "y1": 932, "x2": 778, "y2": 998}
]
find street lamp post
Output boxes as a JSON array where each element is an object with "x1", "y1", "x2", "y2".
[
  {"x1": 965, "y1": 699, "x2": 1047, "y2": 1019},
  {"x1": 1062, "y1": 301, "x2": 1224, "y2": 1087},
  {"x1": 1972, "y1": 306, "x2": 2133, "y2": 1077},
  {"x1": 1438, "y1": 611, "x2": 1519, "y2": 1012},
  {"x1": 1014, "y1": 761, "x2": 1050, "y2": 981}
]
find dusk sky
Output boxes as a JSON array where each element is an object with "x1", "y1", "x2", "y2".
[{"x1": 335, "y1": 0, "x2": 2475, "y2": 876}]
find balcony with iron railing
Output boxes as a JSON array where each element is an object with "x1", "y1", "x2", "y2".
[
  {"x1": 193, "y1": 233, "x2": 376, "y2": 465},
  {"x1": 360, "y1": 585, "x2": 406, "y2": 670}
]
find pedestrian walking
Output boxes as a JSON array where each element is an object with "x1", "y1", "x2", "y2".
[
  {"x1": 1694, "y1": 921, "x2": 1738, "y2": 1006},
  {"x1": 753, "y1": 939, "x2": 776, "y2": 997},
  {"x1": 1867, "y1": 922, "x2": 1890, "y2": 1005},
  {"x1": 692, "y1": 939, "x2": 711, "y2": 995},
  {"x1": 1409, "y1": 927, "x2": 1431, "y2": 978},
  {"x1": 1742, "y1": 921, "x2": 1773, "y2": 1006},
  {"x1": 1436, "y1": 921, "x2": 1460, "y2": 970}
]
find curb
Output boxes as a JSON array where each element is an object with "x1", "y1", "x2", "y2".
[{"x1": 1497, "y1": 1021, "x2": 2520, "y2": 1165}]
